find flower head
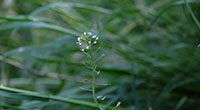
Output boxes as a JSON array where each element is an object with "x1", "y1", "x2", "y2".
[{"x1": 77, "y1": 32, "x2": 99, "y2": 52}]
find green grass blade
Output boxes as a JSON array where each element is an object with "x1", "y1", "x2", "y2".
[
  {"x1": 184, "y1": 0, "x2": 200, "y2": 30},
  {"x1": 0, "y1": 104, "x2": 28, "y2": 110},
  {"x1": 175, "y1": 96, "x2": 187, "y2": 110},
  {"x1": 30, "y1": 2, "x2": 111, "y2": 16},
  {"x1": 0, "y1": 15, "x2": 55, "y2": 24},
  {"x1": 0, "y1": 85, "x2": 124, "y2": 109},
  {"x1": 0, "y1": 85, "x2": 99, "y2": 108},
  {"x1": 0, "y1": 21, "x2": 79, "y2": 35}
]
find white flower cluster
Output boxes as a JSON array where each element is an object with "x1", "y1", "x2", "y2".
[{"x1": 77, "y1": 32, "x2": 99, "y2": 52}]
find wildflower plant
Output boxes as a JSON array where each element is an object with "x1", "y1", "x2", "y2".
[
  {"x1": 77, "y1": 32, "x2": 104, "y2": 110},
  {"x1": 77, "y1": 32, "x2": 99, "y2": 52}
]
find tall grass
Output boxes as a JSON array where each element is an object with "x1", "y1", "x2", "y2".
[{"x1": 0, "y1": 0, "x2": 200, "y2": 110}]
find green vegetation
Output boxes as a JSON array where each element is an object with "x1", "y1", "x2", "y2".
[{"x1": 0, "y1": 0, "x2": 200, "y2": 110}]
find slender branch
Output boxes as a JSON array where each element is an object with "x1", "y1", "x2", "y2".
[
  {"x1": 77, "y1": 32, "x2": 104, "y2": 110},
  {"x1": 89, "y1": 47, "x2": 103, "y2": 110}
]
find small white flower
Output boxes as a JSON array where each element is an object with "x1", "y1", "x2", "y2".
[
  {"x1": 77, "y1": 37, "x2": 81, "y2": 41},
  {"x1": 97, "y1": 71, "x2": 100, "y2": 75},
  {"x1": 88, "y1": 41, "x2": 91, "y2": 44},
  {"x1": 97, "y1": 96, "x2": 102, "y2": 99},
  {"x1": 92, "y1": 35, "x2": 97, "y2": 38},
  {"x1": 84, "y1": 32, "x2": 86, "y2": 35},
  {"x1": 96, "y1": 37, "x2": 99, "y2": 40},
  {"x1": 87, "y1": 32, "x2": 92, "y2": 36},
  {"x1": 77, "y1": 41, "x2": 82, "y2": 45},
  {"x1": 93, "y1": 41, "x2": 97, "y2": 44},
  {"x1": 86, "y1": 46, "x2": 89, "y2": 50},
  {"x1": 81, "y1": 49, "x2": 84, "y2": 52}
]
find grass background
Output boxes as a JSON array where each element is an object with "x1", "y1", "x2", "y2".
[{"x1": 0, "y1": 0, "x2": 200, "y2": 110}]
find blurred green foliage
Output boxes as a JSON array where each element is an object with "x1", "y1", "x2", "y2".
[{"x1": 0, "y1": 0, "x2": 200, "y2": 110}]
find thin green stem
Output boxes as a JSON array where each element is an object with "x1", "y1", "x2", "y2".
[
  {"x1": 88, "y1": 46, "x2": 103, "y2": 110},
  {"x1": 79, "y1": 32, "x2": 104, "y2": 110}
]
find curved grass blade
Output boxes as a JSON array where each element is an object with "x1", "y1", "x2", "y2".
[
  {"x1": 0, "y1": 85, "x2": 100, "y2": 109},
  {"x1": 0, "y1": 21, "x2": 79, "y2": 36},
  {"x1": 0, "y1": 16, "x2": 33, "y2": 22},
  {"x1": 0, "y1": 85, "x2": 125, "y2": 109},
  {"x1": 30, "y1": 2, "x2": 111, "y2": 16},
  {"x1": 184, "y1": 0, "x2": 200, "y2": 30},
  {"x1": 0, "y1": 15, "x2": 55, "y2": 24}
]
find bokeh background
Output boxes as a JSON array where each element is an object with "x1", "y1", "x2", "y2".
[{"x1": 0, "y1": 0, "x2": 200, "y2": 110}]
